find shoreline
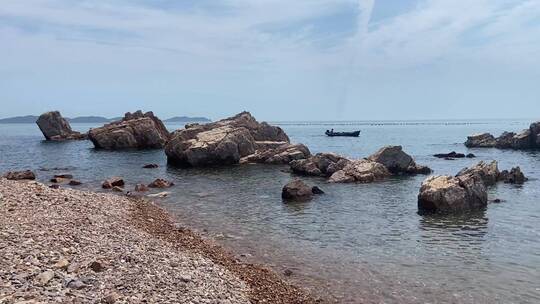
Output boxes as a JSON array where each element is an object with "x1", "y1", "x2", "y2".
[{"x1": 0, "y1": 178, "x2": 321, "y2": 303}]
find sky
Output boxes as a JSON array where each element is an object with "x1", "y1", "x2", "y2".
[{"x1": 1, "y1": 0, "x2": 539, "y2": 121}]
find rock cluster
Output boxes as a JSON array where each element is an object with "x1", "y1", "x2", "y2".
[
  {"x1": 281, "y1": 180, "x2": 324, "y2": 201},
  {"x1": 36, "y1": 111, "x2": 86, "y2": 141},
  {"x1": 290, "y1": 146, "x2": 430, "y2": 184},
  {"x1": 465, "y1": 121, "x2": 540, "y2": 149},
  {"x1": 433, "y1": 151, "x2": 475, "y2": 159},
  {"x1": 165, "y1": 112, "x2": 307, "y2": 167},
  {"x1": 88, "y1": 111, "x2": 170, "y2": 149},
  {"x1": 418, "y1": 161, "x2": 527, "y2": 214},
  {"x1": 3, "y1": 170, "x2": 36, "y2": 180}
]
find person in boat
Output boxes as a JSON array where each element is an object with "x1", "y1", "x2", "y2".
[{"x1": 331, "y1": 128, "x2": 334, "y2": 133}]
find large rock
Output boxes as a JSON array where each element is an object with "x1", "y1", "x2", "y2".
[
  {"x1": 418, "y1": 174, "x2": 487, "y2": 214},
  {"x1": 456, "y1": 161, "x2": 500, "y2": 186},
  {"x1": 329, "y1": 159, "x2": 391, "y2": 183},
  {"x1": 3, "y1": 170, "x2": 36, "y2": 180},
  {"x1": 465, "y1": 133, "x2": 497, "y2": 148},
  {"x1": 499, "y1": 167, "x2": 527, "y2": 184},
  {"x1": 165, "y1": 112, "x2": 295, "y2": 167},
  {"x1": 281, "y1": 179, "x2": 323, "y2": 201},
  {"x1": 88, "y1": 111, "x2": 170, "y2": 149},
  {"x1": 240, "y1": 143, "x2": 310, "y2": 164},
  {"x1": 290, "y1": 153, "x2": 350, "y2": 177},
  {"x1": 368, "y1": 146, "x2": 431, "y2": 174},
  {"x1": 36, "y1": 111, "x2": 85, "y2": 141},
  {"x1": 530, "y1": 122, "x2": 540, "y2": 146}
]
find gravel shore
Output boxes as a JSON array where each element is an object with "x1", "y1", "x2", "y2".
[{"x1": 0, "y1": 178, "x2": 318, "y2": 304}]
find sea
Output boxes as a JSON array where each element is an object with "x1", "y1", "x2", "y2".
[{"x1": 1, "y1": 119, "x2": 539, "y2": 303}]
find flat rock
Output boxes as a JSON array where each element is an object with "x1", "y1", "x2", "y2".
[{"x1": 329, "y1": 159, "x2": 391, "y2": 183}]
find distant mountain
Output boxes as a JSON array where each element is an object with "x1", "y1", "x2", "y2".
[
  {"x1": 0, "y1": 114, "x2": 211, "y2": 124},
  {"x1": 67, "y1": 116, "x2": 111, "y2": 123},
  {"x1": 0, "y1": 115, "x2": 39, "y2": 123},
  {"x1": 164, "y1": 116, "x2": 211, "y2": 123}
]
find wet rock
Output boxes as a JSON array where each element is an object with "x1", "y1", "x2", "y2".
[
  {"x1": 290, "y1": 153, "x2": 350, "y2": 177},
  {"x1": 147, "y1": 191, "x2": 170, "y2": 198},
  {"x1": 466, "y1": 153, "x2": 476, "y2": 158},
  {"x1": 465, "y1": 133, "x2": 497, "y2": 148},
  {"x1": 68, "y1": 180, "x2": 82, "y2": 186},
  {"x1": 36, "y1": 111, "x2": 86, "y2": 141},
  {"x1": 142, "y1": 164, "x2": 159, "y2": 168},
  {"x1": 281, "y1": 180, "x2": 323, "y2": 201},
  {"x1": 456, "y1": 161, "x2": 500, "y2": 186},
  {"x1": 499, "y1": 167, "x2": 527, "y2": 184},
  {"x1": 134, "y1": 184, "x2": 149, "y2": 192},
  {"x1": 165, "y1": 112, "x2": 290, "y2": 167},
  {"x1": 311, "y1": 186, "x2": 325, "y2": 195},
  {"x1": 112, "y1": 186, "x2": 124, "y2": 192},
  {"x1": 54, "y1": 173, "x2": 73, "y2": 179},
  {"x1": 433, "y1": 151, "x2": 466, "y2": 159},
  {"x1": 418, "y1": 174, "x2": 487, "y2": 214},
  {"x1": 283, "y1": 269, "x2": 293, "y2": 277},
  {"x1": 3, "y1": 170, "x2": 36, "y2": 180},
  {"x1": 50, "y1": 177, "x2": 65, "y2": 183},
  {"x1": 88, "y1": 110, "x2": 170, "y2": 149},
  {"x1": 102, "y1": 177, "x2": 124, "y2": 189},
  {"x1": 148, "y1": 178, "x2": 174, "y2": 188},
  {"x1": 368, "y1": 146, "x2": 431, "y2": 175}
]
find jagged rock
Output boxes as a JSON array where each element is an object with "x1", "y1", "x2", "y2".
[
  {"x1": 290, "y1": 153, "x2": 350, "y2": 177},
  {"x1": 102, "y1": 177, "x2": 124, "y2": 189},
  {"x1": 456, "y1": 161, "x2": 500, "y2": 186},
  {"x1": 240, "y1": 143, "x2": 310, "y2": 164},
  {"x1": 148, "y1": 178, "x2": 174, "y2": 188},
  {"x1": 418, "y1": 173, "x2": 487, "y2": 214},
  {"x1": 3, "y1": 170, "x2": 36, "y2": 180},
  {"x1": 88, "y1": 111, "x2": 170, "y2": 149},
  {"x1": 281, "y1": 180, "x2": 323, "y2": 201},
  {"x1": 329, "y1": 159, "x2": 391, "y2": 183},
  {"x1": 368, "y1": 146, "x2": 431, "y2": 174},
  {"x1": 499, "y1": 167, "x2": 527, "y2": 184},
  {"x1": 36, "y1": 111, "x2": 86, "y2": 141},
  {"x1": 465, "y1": 133, "x2": 497, "y2": 148},
  {"x1": 165, "y1": 112, "x2": 292, "y2": 167}
]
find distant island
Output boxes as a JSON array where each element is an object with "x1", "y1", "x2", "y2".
[{"x1": 0, "y1": 115, "x2": 211, "y2": 124}]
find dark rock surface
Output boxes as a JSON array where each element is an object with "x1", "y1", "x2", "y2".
[
  {"x1": 290, "y1": 153, "x2": 350, "y2": 177},
  {"x1": 465, "y1": 121, "x2": 540, "y2": 150},
  {"x1": 281, "y1": 180, "x2": 323, "y2": 201},
  {"x1": 88, "y1": 111, "x2": 170, "y2": 150},
  {"x1": 148, "y1": 179, "x2": 174, "y2": 188},
  {"x1": 3, "y1": 170, "x2": 36, "y2": 180},
  {"x1": 36, "y1": 111, "x2": 86, "y2": 141},
  {"x1": 102, "y1": 177, "x2": 124, "y2": 189}
]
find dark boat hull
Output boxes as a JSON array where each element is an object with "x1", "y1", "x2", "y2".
[{"x1": 325, "y1": 130, "x2": 360, "y2": 137}]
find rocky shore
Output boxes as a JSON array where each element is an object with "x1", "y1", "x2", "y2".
[{"x1": 0, "y1": 179, "x2": 318, "y2": 304}]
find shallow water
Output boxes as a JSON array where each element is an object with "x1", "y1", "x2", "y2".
[{"x1": 1, "y1": 120, "x2": 539, "y2": 303}]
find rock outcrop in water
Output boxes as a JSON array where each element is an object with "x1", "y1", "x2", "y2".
[
  {"x1": 36, "y1": 111, "x2": 86, "y2": 141},
  {"x1": 165, "y1": 112, "x2": 308, "y2": 167},
  {"x1": 88, "y1": 111, "x2": 170, "y2": 149},
  {"x1": 281, "y1": 179, "x2": 324, "y2": 201},
  {"x1": 418, "y1": 174, "x2": 487, "y2": 214},
  {"x1": 290, "y1": 147, "x2": 430, "y2": 183},
  {"x1": 418, "y1": 161, "x2": 528, "y2": 214},
  {"x1": 465, "y1": 121, "x2": 540, "y2": 150}
]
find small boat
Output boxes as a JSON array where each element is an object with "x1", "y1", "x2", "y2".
[{"x1": 325, "y1": 130, "x2": 361, "y2": 137}]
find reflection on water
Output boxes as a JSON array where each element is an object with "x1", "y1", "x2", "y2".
[{"x1": 1, "y1": 120, "x2": 540, "y2": 303}]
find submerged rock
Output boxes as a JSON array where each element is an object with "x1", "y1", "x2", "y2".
[
  {"x1": 88, "y1": 111, "x2": 170, "y2": 149},
  {"x1": 418, "y1": 173, "x2": 487, "y2": 214},
  {"x1": 499, "y1": 167, "x2": 527, "y2": 184},
  {"x1": 281, "y1": 180, "x2": 323, "y2": 201},
  {"x1": 368, "y1": 146, "x2": 431, "y2": 175},
  {"x1": 36, "y1": 111, "x2": 86, "y2": 141},
  {"x1": 134, "y1": 183, "x2": 149, "y2": 192},
  {"x1": 148, "y1": 178, "x2": 174, "y2": 188},
  {"x1": 142, "y1": 164, "x2": 159, "y2": 169},
  {"x1": 102, "y1": 177, "x2": 124, "y2": 189},
  {"x1": 3, "y1": 170, "x2": 36, "y2": 180},
  {"x1": 165, "y1": 112, "x2": 296, "y2": 167},
  {"x1": 433, "y1": 151, "x2": 466, "y2": 159}
]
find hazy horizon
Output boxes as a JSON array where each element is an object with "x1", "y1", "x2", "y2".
[{"x1": 1, "y1": 0, "x2": 539, "y2": 121}]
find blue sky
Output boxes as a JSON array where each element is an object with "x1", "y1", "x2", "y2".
[{"x1": 1, "y1": 0, "x2": 539, "y2": 120}]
